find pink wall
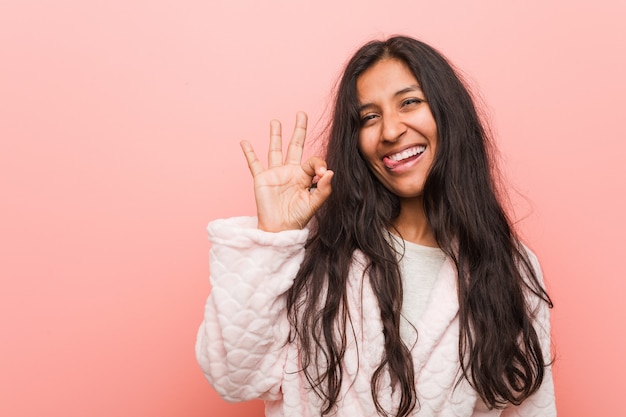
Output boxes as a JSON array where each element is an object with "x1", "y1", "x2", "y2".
[{"x1": 1, "y1": 0, "x2": 624, "y2": 415}]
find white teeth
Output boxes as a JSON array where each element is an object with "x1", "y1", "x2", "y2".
[{"x1": 388, "y1": 145, "x2": 426, "y2": 162}]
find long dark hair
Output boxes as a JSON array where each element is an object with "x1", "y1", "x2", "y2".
[{"x1": 286, "y1": 36, "x2": 552, "y2": 417}]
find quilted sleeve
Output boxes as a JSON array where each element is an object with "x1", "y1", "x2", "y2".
[
  {"x1": 501, "y1": 249, "x2": 556, "y2": 417},
  {"x1": 195, "y1": 216, "x2": 309, "y2": 402}
]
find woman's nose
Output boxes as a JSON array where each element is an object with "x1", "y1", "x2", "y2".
[{"x1": 381, "y1": 112, "x2": 406, "y2": 143}]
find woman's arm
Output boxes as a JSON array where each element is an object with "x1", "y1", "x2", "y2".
[
  {"x1": 195, "y1": 216, "x2": 308, "y2": 402},
  {"x1": 197, "y1": 112, "x2": 332, "y2": 402}
]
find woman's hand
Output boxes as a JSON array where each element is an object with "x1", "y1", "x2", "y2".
[{"x1": 240, "y1": 111, "x2": 333, "y2": 232}]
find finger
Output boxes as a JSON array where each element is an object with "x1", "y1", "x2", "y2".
[
  {"x1": 240, "y1": 140, "x2": 264, "y2": 177},
  {"x1": 301, "y1": 156, "x2": 327, "y2": 178},
  {"x1": 285, "y1": 111, "x2": 307, "y2": 165},
  {"x1": 268, "y1": 119, "x2": 283, "y2": 168},
  {"x1": 310, "y1": 170, "x2": 333, "y2": 210}
]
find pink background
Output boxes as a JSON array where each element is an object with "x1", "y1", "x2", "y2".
[{"x1": 1, "y1": 0, "x2": 624, "y2": 415}]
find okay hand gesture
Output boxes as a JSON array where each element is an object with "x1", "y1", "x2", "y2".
[{"x1": 240, "y1": 112, "x2": 333, "y2": 232}]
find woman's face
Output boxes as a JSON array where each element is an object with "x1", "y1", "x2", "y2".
[{"x1": 356, "y1": 58, "x2": 438, "y2": 200}]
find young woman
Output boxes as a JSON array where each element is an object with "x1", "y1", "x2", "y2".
[{"x1": 196, "y1": 36, "x2": 555, "y2": 417}]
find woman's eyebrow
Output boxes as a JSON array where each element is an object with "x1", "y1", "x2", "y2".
[
  {"x1": 395, "y1": 85, "x2": 422, "y2": 96},
  {"x1": 358, "y1": 102, "x2": 376, "y2": 113}
]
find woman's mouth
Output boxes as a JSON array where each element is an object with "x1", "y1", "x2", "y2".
[{"x1": 383, "y1": 145, "x2": 426, "y2": 169}]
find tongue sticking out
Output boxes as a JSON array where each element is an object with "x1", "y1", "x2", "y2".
[
  {"x1": 383, "y1": 150, "x2": 423, "y2": 169},
  {"x1": 383, "y1": 156, "x2": 402, "y2": 169}
]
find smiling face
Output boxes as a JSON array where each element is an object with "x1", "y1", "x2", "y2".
[{"x1": 356, "y1": 58, "x2": 438, "y2": 200}]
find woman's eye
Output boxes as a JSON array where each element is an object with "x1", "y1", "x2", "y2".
[
  {"x1": 401, "y1": 98, "x2": 424, "y2": 107},
  {"x1": 360, "y1": 114, "x2": 378, "y2": 125}
]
